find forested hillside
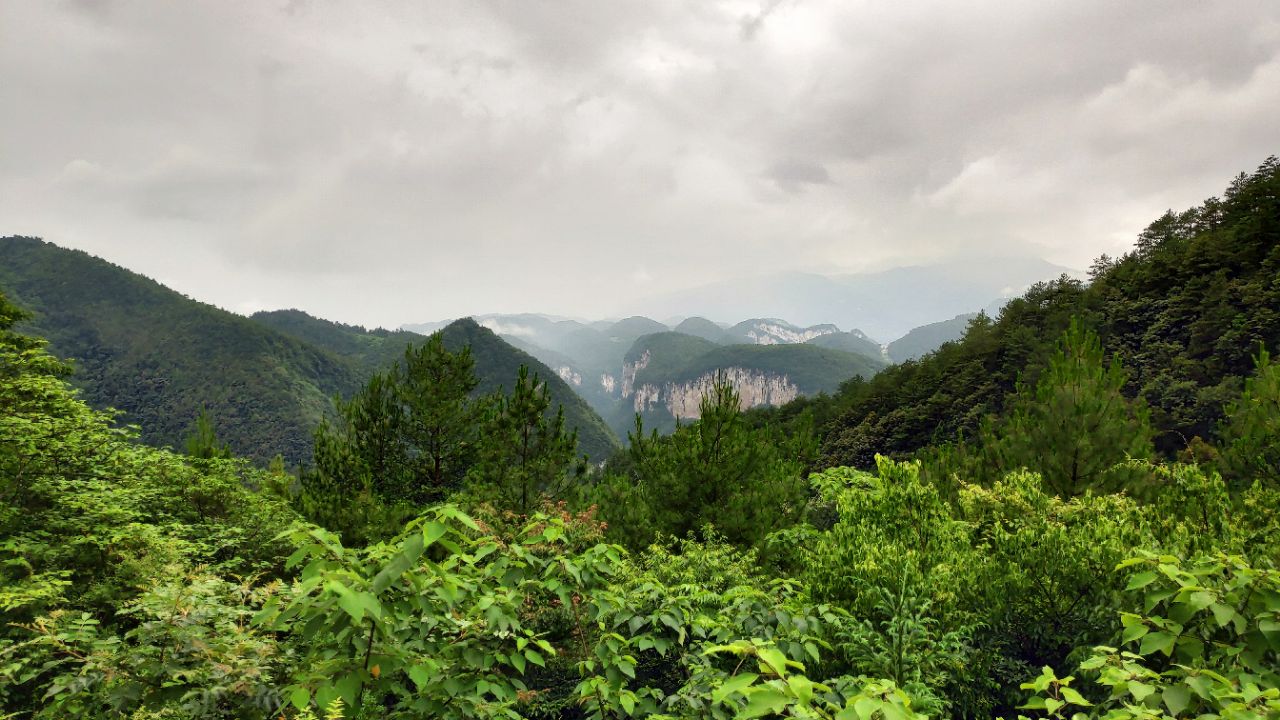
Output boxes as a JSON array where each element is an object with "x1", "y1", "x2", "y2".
[
  {"x1": 2, "y1": 159, "x2": 1280, "y2": 720},
  {"x1": 255, "y1": 311, "x2": 619, "y2": 460},
  {"x1": 802, "y1": 157, "x2": 1280, "y2": 468},
  {"x1": 617, "y1": 331, "x2": 884, "y2": 432},
  {"x1": 0, "y1": 236, "x2": 355, "y2": 462},
  {"x1": 0, "y1": 239, "x2": 619, "y2": 463},
  {"x1": 885, "y1": 313, "x2": 976, "y2": 363}
]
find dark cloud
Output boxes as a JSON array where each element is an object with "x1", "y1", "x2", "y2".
[
  {"x1": 767, "y1": 159, "x2": 832, "y2": 192},
  {"x1": 0, "y1": 1, "x2": 1276, "y2": 327}
]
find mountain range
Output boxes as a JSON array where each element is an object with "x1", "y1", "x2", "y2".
[
  {"x1": 0, "y1": 237, "x2": 619, "y2": 463},
  {"x1": 1, "y1": 236, "x2": 1003, "y2": 463},
  {"x1": 622, "y1": 256, "x2": 1077, "y2": 341}
]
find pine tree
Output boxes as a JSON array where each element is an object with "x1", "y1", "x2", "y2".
[
  {"x1": 467, "y1": 365, "x2": 579, "y2": 514},
  {"x1": 1218, "y1": 346, "x2": 1280, "y2": 486},
  {"x1": 983, "y1": 319, "x2": 1154, "y2": 496},
  {"x1": 611, "y1": 373, "x2": 812, "y2": 547},
  {"x1": 395, "y1": 334, "x2": 481, "y2": 499},
  {"x1": 183, "y1": 408, "x2": 231, "y2": 460}
]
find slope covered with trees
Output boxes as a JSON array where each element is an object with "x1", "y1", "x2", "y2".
[
  {"x1": 255, "y1": 311, "x2": 619, "y2": 461},
  {"x1": 0, "y1": 239, "x2": 619, "y2": 463},
  {"x1": 0, "y1": 236, "x2": 356, "y2": 462},
  {"x1": 806, "y1": 157, "x2": 1280, "y2": 469},
  {"x1": 885, "y1": 313, "x2": 977, "y2": 363}
]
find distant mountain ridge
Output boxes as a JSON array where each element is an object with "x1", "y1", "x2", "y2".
[
  {"x1": 406, "y1": 312, "x2": 893, "y2": 437},
  {"x1": 887, "y1": 313, "x2": 979, "y2": 363},
  {"x1": 0, "y1": 237, "x2": 619, "y2": 463},
  {"x1": 624, "y1": 256, "x2": 1077, "y2": 341}
]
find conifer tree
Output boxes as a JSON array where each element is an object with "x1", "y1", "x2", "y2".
[
  {"x1": 983, "y1": 319, "x2": 1154, "y2": 496},
  {"x1": 183, "y1": 408, "x2": 232, "y2": 460},
  {"x1": 395, "y1": 333, "x2": 481, "y2": 498},
  {"x1": 614, "y1": 373, "x2": 812, "y2": 546},
  {"x1": 467, "y1": 365, "x2": 579, "y2": 514},
  {"x1": 1218, "y1": 346, "x2": 1280, "y2": 486}
]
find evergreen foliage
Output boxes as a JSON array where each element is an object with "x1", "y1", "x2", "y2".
[{"x1": 981, "y1": 319, "x2": 1155, "y2": 496}]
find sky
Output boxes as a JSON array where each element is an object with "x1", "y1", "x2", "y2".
[{"x1": 2, "y1": 1, "x2": 1278, "y2": 328}]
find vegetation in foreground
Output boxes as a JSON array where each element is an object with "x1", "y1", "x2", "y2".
[{"x1": 2, "y1": 159, "x2": 1280, "y2": 719}]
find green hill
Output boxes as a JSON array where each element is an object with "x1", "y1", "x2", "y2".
[
  {"x1": 616, "y1": 330, "x2": 884, "y2": 432},
  {"x1": 635, "y1": 342, "x2": 883, "y2": 392},
  {"x1": 254, "y1": 311, "x2": 620, "y2": 462},
  {"x1": 885, "y1": 313, "x2": 978, "y2": 363},
  {"x1": 0, "y1": 236, "x2": 354, "y2": 463},
  {"x1": 671, "y1": 316, "x2": 732, "y2": 343},
  {"x1": 0, "y1": 238, "x2": 620, "y2": 463},
  {"x1": 624, "y1": 332, "x2": 722, "y2": 379},
  {"x1": 811, "y1": 157, "x2": 1280, "y2": 467},
  {"x1": 253, "y1": 308, "x2": 421, "y2": 375},
  {"x1": 805, "y1": 330, "x2": 884, "y2": 360},
  {"x1": 436, "y1": 318, "x2": 619, "y2": 460}
]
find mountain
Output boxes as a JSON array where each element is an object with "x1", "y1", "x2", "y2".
[
  {"x1": 671, "y1": 316, "x2": 732, "y2": 343},
  {"x1": 252, "y1": 308, "x2": 422, "y2": 375},
  {"x1": 886, "y1": 313, "x2": 979, "y2": 363},
  {"x1": 254, "y1": 311, "x2": 620, "y2": 462},
  {"x1": 809, "y1": 157, "x2": 1280, "y2": 467},
  {"x1": 0, "y1": 236, "x2": 355, "y2": 463},
  {"x1": 618, "y1": 331, "x2": 885, "y2": 432},
  {"x1": 727, "y1": 318, "x2": 843, "y2": 345},
  {"x1": 805, "y1": 330, "x2": 884, "y2": 360},
  {"x1": 629, "y1": 256, "x2": 1078, "y2": 341},
  {"x1": 0, "y1": 237, "x2": 620, "y2": 463}
]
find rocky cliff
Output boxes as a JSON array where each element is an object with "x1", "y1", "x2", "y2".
[{"x1": 627, "y1": 367, "x2": 800, "y2": 419}]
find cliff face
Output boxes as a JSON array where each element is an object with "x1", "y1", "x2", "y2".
[
  {"x1": 620, "y1": 350, "x2": 650, "y2": 398},
  {"x1": 625, "y1": 367, "x2": 799, "y2": 419},
  {"x1": 554, "y1": 365, "x2": 583, "y2": 387}
]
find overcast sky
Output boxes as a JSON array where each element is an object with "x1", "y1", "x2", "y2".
[{"x1": 2, "y1": 1, "x2": 1277, "y2": 328}]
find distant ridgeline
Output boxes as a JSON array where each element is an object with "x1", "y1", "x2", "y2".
[
  {"x1": 793, "y1": 156, "x2": 1280, "y2": 468},
  {"x1": 0, "y1": 237, "x2": 619, "y2": 464},
  {"x1": 406, "y1": 313, "x2": 894, "y2": 437}
]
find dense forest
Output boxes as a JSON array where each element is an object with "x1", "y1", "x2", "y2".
[{"x1": 2, "y1": 157, "x2": 1280, "y2": 720}]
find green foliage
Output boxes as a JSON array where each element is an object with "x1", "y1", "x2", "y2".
[
  {"x1": 981, "y1": 320, "x2": 1155, "y2": 496},
  {"x1": 594, "y1": 375, "x2": 815, "y2": 548},
  {"x1": 0, "y1": 236, "x2": 356, "y2": 463},
  {"x1": 0, "y1": 290, "x2": 299, "y2": 717},
  {"x1": 184, "y1": 408, "x2": 232, "y2": 460},
  {"x1": 1018, "y1": 553, "x2": 1280, "y2": 720},
  {"x1": 467, "y1": 365, "x2": 581, "y2": 514},
  {"x1": 1217, "y1": 346, "x2": 1280, "y2": 486},
  {"x1": 0, "y1": 244, "x2": 619, "y2": 464},
  {"x1": 2, "y1": 572, "x2": 284, "y2": 718},
  {"x1": 807, "y1": 157, "x2": 1280, "y2": 467}
]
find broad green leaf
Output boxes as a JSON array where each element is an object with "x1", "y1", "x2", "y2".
[
  {"x1": 1162, "y1": 685, "x2": 1191, "y2": 715},
  {"x1": 1126, "y1": 571, "x2": 1159, "y2": 591},
  {"x1": 289, "y1": 686, "x2": 311, "y2": 711},
  {"x1": 712, "y1": 672, "x2": 759, "y2": 703},
  {"x1": 740, "y1": 687, "x2": 790, "y2": 719}
]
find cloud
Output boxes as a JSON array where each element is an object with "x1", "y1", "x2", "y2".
[{"x1": 0, "y1": 0, "x2": 1276, "y2": 327}]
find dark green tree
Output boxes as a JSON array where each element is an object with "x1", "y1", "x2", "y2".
[
  {"x1": 982, "y1": 319, "x2": 1154, "y2": 496},
  {"x1": 604, "y1": 373, "x2": 814, "y2": 547},
  {"x1": 395, "y1": 333, "x2": 482, "y2": 497},
  {"x1": 183, "y1": 408, "x2": 232, "y2": 460},
  {"x1": 1217, "y1": 346, "x2": 1280, "y2": 486},
  {"x1": 467, "y1": 365, "x2": 579, "y2": 514}
]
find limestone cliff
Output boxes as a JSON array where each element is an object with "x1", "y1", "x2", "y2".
[{"x1": 626, "y1": 367, "x2": 799, "y2": 419}]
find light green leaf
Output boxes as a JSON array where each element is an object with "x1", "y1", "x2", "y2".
[{"x1": 1162, "y1": 685, "x2": 1191, "y2": 716}]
